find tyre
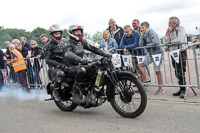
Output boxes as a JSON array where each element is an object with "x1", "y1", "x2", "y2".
[
  {"x1": 110, "y1": 75, "x2": 147, "y2": 118},
  {"x1": 54, "y1": 100, "x2": 77, "y2": 111}
]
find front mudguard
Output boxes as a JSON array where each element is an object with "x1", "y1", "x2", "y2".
[
  {"x1": 106, "y1": 71, "x2": 137, "y2": 101},
  {"x1": 115, "y1": 71, "x2": 137, "y2": 79}
]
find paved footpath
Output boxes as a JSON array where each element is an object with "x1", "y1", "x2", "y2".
[{"x1": 146, "y1": 86, "x2": 200, "y2": 103}]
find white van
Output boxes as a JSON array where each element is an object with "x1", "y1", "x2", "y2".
[{"x1": 1, "y1": 49, "x2": 6, "y2": 53}]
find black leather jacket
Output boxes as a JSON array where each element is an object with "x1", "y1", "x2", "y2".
[
  {"x1": 43, "y1": 40, "x2": 68, "y2": 68},
  {"x1": 64, "y1": 39, "x2": 106, "y2": 66},
  {"x1": 107, "y1": 25, "x2": 124, "y2": 46}
]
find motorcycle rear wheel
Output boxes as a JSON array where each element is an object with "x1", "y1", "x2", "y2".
[
  {"x1": 110, "y1": 75, "x2": 147, "y2": 118},
  {"x1": 54, "y1": 100, "x2": 77, "y2": 111}
]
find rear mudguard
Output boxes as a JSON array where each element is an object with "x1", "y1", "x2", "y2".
[
  {"x1": 46, "y1": 82, "x2": 72, "y2": 101},
  {"x1": 46, "y1": 83, "x2": 52, "y2": 95},
  {"x1": 106, "y1": 71, "x2": 137, "y2": 101}
]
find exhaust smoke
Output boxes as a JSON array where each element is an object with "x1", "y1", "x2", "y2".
[{"x1": 0, "y1": 85, "x2": 51, "y2": 102}]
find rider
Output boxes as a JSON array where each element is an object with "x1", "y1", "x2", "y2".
[
  {"x1": 43, "y1": 24, "x2": 68, "y2": 101},
  {"x1": 64, "y1": 24, "x2": 110, "y2": 104}
]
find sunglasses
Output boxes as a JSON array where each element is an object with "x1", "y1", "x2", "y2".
[{"x1": 31, "y1": 44, "x2": 35, "y2": 45}]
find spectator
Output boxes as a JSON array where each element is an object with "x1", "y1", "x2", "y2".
[
  {"x1": 27, "y1": 40, "x2": 44, "y2": 89},
  {"x1": 7, "y1": 44, "x2": 29, "y2": 92},
  {"x1": 13, "y1": 39, "x2": 28, "y2": 58},
  {"x1": 120, "y1": 25, "x2": 148, "y2": 82},
  {"x1": 132, "y1": 19, "x2": 141, "y2": 33},
  {"x1": 12, "y1": 39, "x2": 34, "y2": 89},
  {"x1": 0, "y1": 49, "x2": 5, "y2": 90},
  {"x1": 39, "y1": 34, "x2": 49, "y2": 59},
  {"x1": 194, "y1": 38, "x2": 200, "y2": 48},
  {"x1": 139, "y1": 21, "x2": 164, "y2": 95},
  {"x1": 194, "y1": 38, "x2": 199, "y2": 43},
  {"x1": 4, "y1": 41, "x2": 18, "y2": 83},
  {"x1": 21, "y1": 36, "x2": 31, "y2": 50},
  {"x1": 40, "y1": 34, "x2": 49, "y2": 45},
  {"x1": 132, "y1": 19, "x2": 150, "y2": 77},
  {"x1": 106, "y1": 18, "x2": 124, "y2": 46},
  {"x1": 163, "y1": 16, "x2": 187, "y2": 98},
  {"x1": 99, "y1": 30, "x2": 118, "y2": 53},
  {"x1": 4, "y1": 41, "x2": 11, "y2": 59},
  {"x1": 40, "y1": 34, "x2": 51, "y2": 80}
]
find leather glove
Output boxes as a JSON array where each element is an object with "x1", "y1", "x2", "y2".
[
  {"x1": 57, "y1": 64, "x2": 68, "y2": 71},
  {"x1": 81, "y1": 58, "x2": 97, "y2": 65},
  {"x1": 105, "y1": 53, "x2": 112, "y2": 58},
  {"x1": 57, "y1": 64, "x2": 64, "y2": 68},
  {"x1": 87, "y1": 58, "x2": 98, "y2": 63},
  {"x1": 81, "y1": 59, "x2": 88, "y2": 65}
]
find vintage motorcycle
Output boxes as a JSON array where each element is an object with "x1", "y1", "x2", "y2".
[{"x1": 46, "y1": 54, "x2": 147, "y2": 118}]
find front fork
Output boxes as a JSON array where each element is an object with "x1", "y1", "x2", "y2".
[
  {"x1": 108, "y1": 71, "x2": 126, "y2": 97},
  {"x1": 106, "y1": 72, "x2": 126, "y2": 101}
]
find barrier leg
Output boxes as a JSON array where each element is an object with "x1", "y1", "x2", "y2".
[
  {"x1": 184, "y1": 87, "x2": 197, "y2": 99},
  {"x1": 184, "y1": 87, "x2": 189, "y2": 99},
  {"x1": 190, "y1": 87, "x2": 197, "y2": 96}
]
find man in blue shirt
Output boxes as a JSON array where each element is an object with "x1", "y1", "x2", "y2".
[{"x1": 120, "y1": 25, "x2": 149, "y2": 82}]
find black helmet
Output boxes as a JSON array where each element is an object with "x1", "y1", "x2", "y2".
[
  {"x1": 49, "y1": 24, "x2": 63, "y2": 41},
  {"x1": 68, "y1": 24, "x2": 84, "y2": 41}
]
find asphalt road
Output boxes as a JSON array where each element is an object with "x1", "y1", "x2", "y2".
[{"x1": 0, "y1": 97, "x2": 200, "y2": 133}]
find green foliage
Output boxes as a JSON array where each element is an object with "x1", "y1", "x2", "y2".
[
  {"x1": 0, "y1": 26, "x2": 103, "y2": 49},
  {"x1": 84, "y1": 33, "x2": 92, "y2": 40},
  {"x1": 0, "y1": 26, "x2": 70, "y2": 48},
  {"x1": 63, "y1": 29, "x2": 69, "y2": 40},
  {"x1": 92, "y1": 31, "x2": 103, "y2": 45},
  {"x1": 160, "y1": 38, "x2": 163, "y2": 44},
  {"x1": 0, "y1": 26, "x2": 38, "y2": 48},
  {"x1": 31, "y1": 27, "x2": 48, "y2": 47}
]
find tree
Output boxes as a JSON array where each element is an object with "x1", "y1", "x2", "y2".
[
  {"x1": 31, "y1": 27, "x2": 48, "y2": 46},
  {"x1": 84, "y1": 33, "x2": 92, "y2": 40},
  {"x1": 63, "y1": 29, "x2": 69, "y2": 40},
  {"x1": 0, "y1": 26, "x2": 104, "y2": 49},
  {"x1": 5, "y1": 28, "x2": 28, "y2": 40},
  {"x1": 92, "y1": 31, "x2": 103, "y2": 45},
  {"x1": 0, "y1": 26, "x2": 12, "y2": 48}
]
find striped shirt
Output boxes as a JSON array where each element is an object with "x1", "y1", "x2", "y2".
[{"x1": 163, "y1": 26, "x2": 187, "y2": 51}]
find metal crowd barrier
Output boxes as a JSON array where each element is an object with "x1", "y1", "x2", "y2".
[
  {"x1": 115, "y1": 42, "x2": 200, "y2": 98},
  {"x1": 2, "y1": 57, "x2": 49, "y2": 91},
  {"x1": 2, "y1": 42, "x2": 200, "y2": 99}
]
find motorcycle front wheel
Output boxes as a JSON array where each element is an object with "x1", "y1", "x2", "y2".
[{"x1": 110, "y1": 75, "x2": 147, "y2": 118}]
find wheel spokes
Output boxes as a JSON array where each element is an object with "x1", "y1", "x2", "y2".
[{"x1": 114, "y1": 79, "x2": 142, "y2": 113}]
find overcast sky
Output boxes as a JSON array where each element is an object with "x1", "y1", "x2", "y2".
[{"x1": 1, "y1": 0, "x2": 200, "y2": 37}]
